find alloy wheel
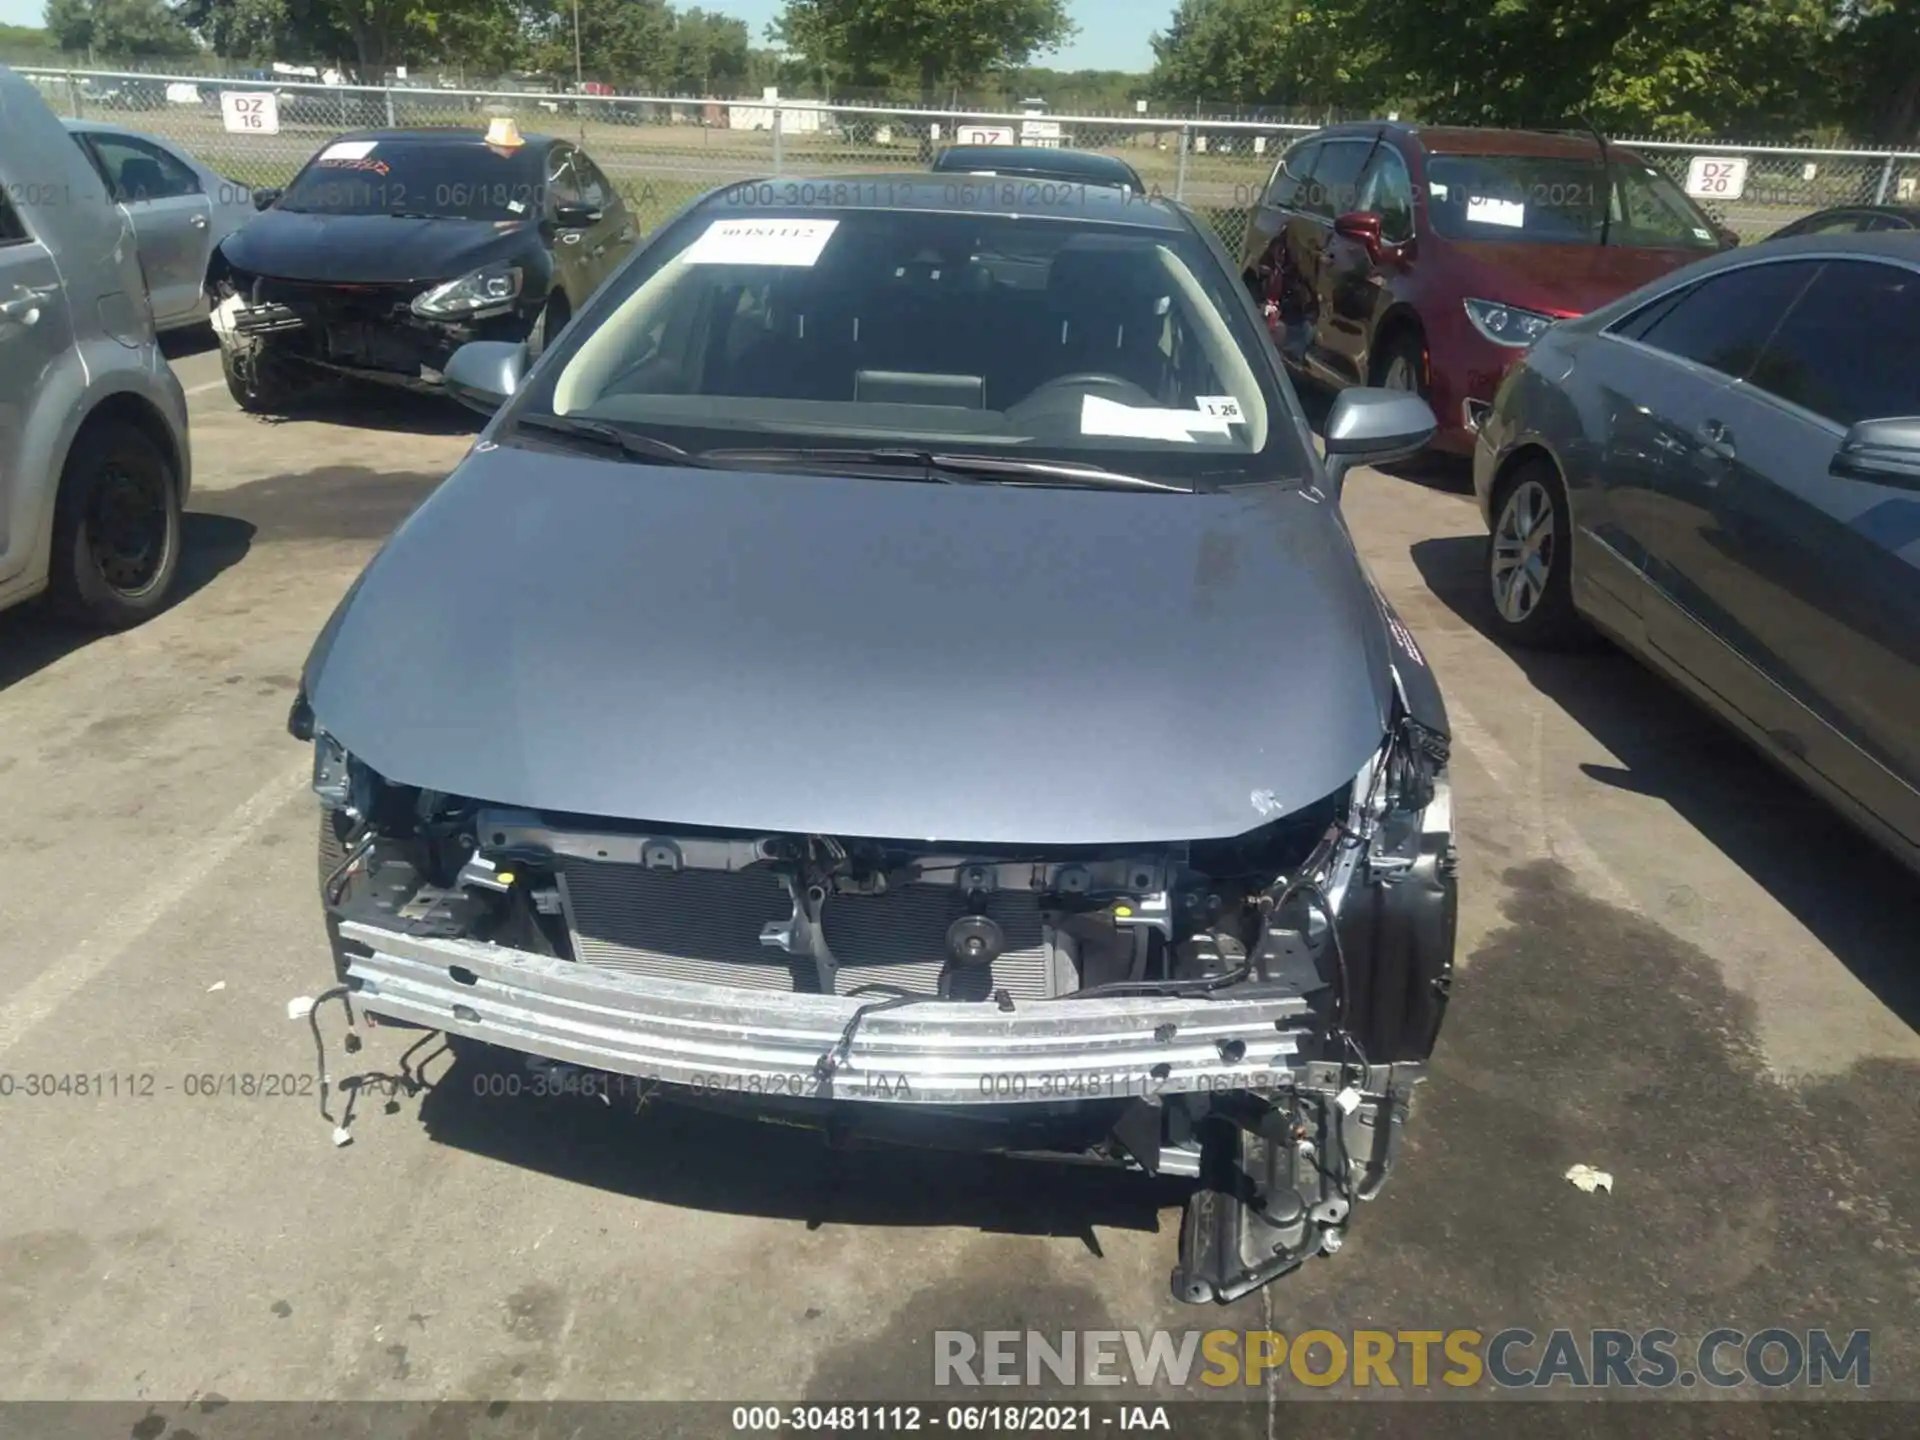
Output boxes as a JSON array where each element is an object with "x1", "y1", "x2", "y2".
[
  {"x1": 1382, "y1": 353, "x2": 1420, "y2": 393},
  {"x1": 1491, "y1": 478, "x2": 1555, "y2": 624}
]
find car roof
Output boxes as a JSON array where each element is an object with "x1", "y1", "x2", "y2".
[
  {"x1": 324, "y1": 127, "x2": 561, "y2": 149},
  {"x1": 1313, "y1": 121, "x2": 1644, "y2": 162},
  {"x1": 693, "y1": 172, "x2": 1187, "y2": 231},
  {"x1": 1725, "y1": 229, "x2": 1920, "y2": 260},
  {"x1": 1791, "y1": 203, "x2": 1920, "y2": 224},
  {"x1": 931, "y1": 145, "x2": 1142, "y2": 183}
]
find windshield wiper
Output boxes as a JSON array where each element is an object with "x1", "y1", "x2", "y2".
[
  {"x1": 705, "y1": 447, "x2": 1188, "y2": 492},
  {"x1": 510, "y1": 413, "x2": 705, "y2": 467},
  {"x1": 914, "y1": 452, "x2": 1190, "y2": 492}
]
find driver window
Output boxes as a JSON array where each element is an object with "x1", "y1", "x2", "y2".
[
  {"x1": 1358, "y1": 149, "x2": 1415, "y2": 243},
  {"x1": 545, "y1": 149, "x2": 582, "y2": 213}
]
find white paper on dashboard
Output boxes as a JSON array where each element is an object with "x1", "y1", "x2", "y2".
[
  {"x1": 319, "y1": 140, "x2": 378, "y2": 161},
  {"x1": 683, "y1": 218, "x2": 840, "y2": 267},
  {"x1": 1196, "y1": 395, "x2": 1246, "y2": 422},
  {"x1": 1080, "y1": 393, "x2": 1235, "y2": 443},
  {"x1": 1465, "y1": 197, "x2": 1526, "y2": 228}
]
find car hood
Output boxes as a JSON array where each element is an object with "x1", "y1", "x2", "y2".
[
  {"x1": 218, "y1": 210, "x2": 539, "y2": 285},
  {"x1": 1448, "y1": 239, "x2": 1705, "y2": 315},
  {"x1": 305, "y1": 448, "x2": 1397, "y2": 846}
]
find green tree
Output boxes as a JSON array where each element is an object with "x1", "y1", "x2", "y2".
[
  {"x1": 1149, "y1": 0, "x2": 1376, "y2": 112},
  {"x1": 774, "y1": 0, "x2": 1075, "y2": 103},
  {"x1": 1824, "y1": 0, "x2": 1920, "y2": 142},
  {"x1": 664, "y1": 8, "x2": 751, "y2": 93},
  {"x1": 44, "y1": 0, "x2": 198, "y2": 56},
  {"x1": 1353, "y1": 0, "x2": 1830, "y2": 138}
]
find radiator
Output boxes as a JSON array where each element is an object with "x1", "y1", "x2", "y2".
[{"x1": 556, "y1": 858, "x2": 1059, "y2": 1000}]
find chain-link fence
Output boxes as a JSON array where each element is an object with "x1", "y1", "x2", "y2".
[{"x1": 19, "y1": 66, "x2": 1920, "y2": 258}]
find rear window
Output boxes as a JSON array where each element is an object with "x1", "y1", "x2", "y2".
[
  {"x1": 276, "y1": 138, "x2": 546, "y2": 221},
  {"x1": 523, "y1": 205, "x2": 1307, "y2": 487}
]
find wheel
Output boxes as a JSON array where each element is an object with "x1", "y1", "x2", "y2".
[
  {"x1": 221, "y1": 340, "x2": 304, "y2": 413},
  {"x1": 47, "y1": 418, "x2": 181, "y2": 630},
  {"x1": 527, "y1": 293, "x2": 569, "y2": 361},
  {"x1": 1371, "y1": 329, "x2": 1428, "y2": 398},
  {"x1": 1485, "y1": 459, "x2": 1588, "y2": 649}
]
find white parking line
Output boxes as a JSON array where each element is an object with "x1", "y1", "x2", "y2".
[
  {"x1": 185, "y1": 379, "x2": 226, "y2": 396},
  {"x1": 0, "y1": 761, "x2": 311, "y2": 1062},
  {"x1": 1445, "y1": 692, "x2": 1642, "y2": 915}
]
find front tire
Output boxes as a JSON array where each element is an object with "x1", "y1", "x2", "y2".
[
  {"x1": 1371, "y1": 328, "x2": 1429, "y2": 400},
  {"x1": 47, "y1": 418, "x2": 181, "y2": 630},
  {"x1": 1485, "y1": 459, "x2": 1587, "y2": 649},
  {"x1": 221, "y1": 341, "x2": 303, "y2": 413}
]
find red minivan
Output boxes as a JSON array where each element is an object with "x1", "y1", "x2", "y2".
[{"x1": 1237, "y1": 123, "x2": 1737, "y2": 455}]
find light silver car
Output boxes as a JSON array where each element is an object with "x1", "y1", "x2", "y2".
[
  {"x1": 0, "y1": 66, "x2": 193, "y2": 628},
  {"x1": 62, "y1": 117, "x2": 258, "y2": 332},
  {"x1": 1474, "y1": 231, "x2": 1920, "y2": 872}
]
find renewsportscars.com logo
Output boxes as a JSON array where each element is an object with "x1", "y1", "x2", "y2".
[{"x1": 933, "y1": 1328, "x2": 1871, "y2": 1391}]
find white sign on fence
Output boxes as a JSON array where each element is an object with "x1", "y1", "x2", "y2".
[
  {"x1": 220, "y1": 90, "x2": 279, "y2": 135},
  {"x1": 957, "y1": 124, "x2": 1017, "y2": 146},
  {"x1": 1020, "y1": 118, "x2": 1063, "y2": 149},
  {"x1": 1685, "y1": 155, "x2": 1749, "y2": 200}
]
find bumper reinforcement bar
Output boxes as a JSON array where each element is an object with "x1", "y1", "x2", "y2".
[{"x1": 340, "y1": 922, "x2": 1316, "y2": 1106}]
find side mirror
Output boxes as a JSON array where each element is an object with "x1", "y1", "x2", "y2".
[
  {"x1": 1320, "y1": 387, "x2": 1439, "y2": 498},
  {"x1": 442, "y1": 340, "x2": 528, "y2": 415},
  {"x1": 1714, "y1": 223, "x2": 1741, "y2": 250},
  {"x1": 252, "y1": 187, "x2": 283, "y2": 211},
  {"x1": 552, "y1": 202, "x2": 601, "y2": 230},
  {"x1": 1333, "y1": 210, "x2": 1385, "y2": 258},
  {"x1": 1830, "y1": 416, "x2": 1920, "y2": 489}
]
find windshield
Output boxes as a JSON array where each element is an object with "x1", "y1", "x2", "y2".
[
  {"x1": 1424, "y1": 153, "x2": 1721, "y2": 250},
  {"x1": 276, "y1": 138, "x2": 545, "y2": 220},
  {"x1": 519, "y1": 206, "x2": 1303, "y2": 487}
]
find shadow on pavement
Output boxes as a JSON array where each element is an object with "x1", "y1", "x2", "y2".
[
  {"x1": 243, "y1": 377, "x2": 484, "y2": 438},
  {"x1": 412, "y1": 1044, "x2": 1181, "y2": 1243},
  {"x1": 0, "y1": 511, "x2": 255, "y2": 696},
  {"x1": 1410, "y1": 531, "x2": 1920, "y2": 1036}
]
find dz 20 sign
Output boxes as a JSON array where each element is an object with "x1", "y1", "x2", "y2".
[{"x1": 1684, "y1": 155, "x2": 1749, "y2": 201}]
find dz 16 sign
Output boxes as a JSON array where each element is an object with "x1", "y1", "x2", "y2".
[
  {"x1": 1684, "y1": 155, "x2": 1748, "y2": 201},
  {"x1": 220, "y1": 89, "x2": 280, "y2": 135}
]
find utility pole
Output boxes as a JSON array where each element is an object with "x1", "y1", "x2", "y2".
[{"x1": 572, "y1": 0, "x2": 584, "y2": 91}]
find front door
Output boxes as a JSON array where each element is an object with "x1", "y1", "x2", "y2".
[
  {"x1": 571, "y1": 150, "x2": 638, "y2": 294},
  {"x1": 0, "y1": 189, "x2": 77, "y2": 588},
  {"x1": 1590, "y1": 259, "x2": 1822, "y2": 641},
  {"x1": 1286, "y1": 136, "x2": 1372, "y2": 384},
  {"x1": 1669, "y1": 256, "x2": 1920, "y2": 843},
  {"x1": 1317, "y1": 141, "x2": 1415, "y2": 385},
  {"x1": 76, "y1": 130, "x2": 213, "y2": 327}
]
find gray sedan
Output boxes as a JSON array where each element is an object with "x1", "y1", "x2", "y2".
[
  {"x1": 62, "y1": 118, "x2": 258, "y2": 331},
  {"x1": 1473, "y1": 231, "x2": 1920, "y2": 872}
]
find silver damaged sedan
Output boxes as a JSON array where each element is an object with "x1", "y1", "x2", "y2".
[{"x1": 292, "y1": 177, "x2": 1456, "y2": 1304}]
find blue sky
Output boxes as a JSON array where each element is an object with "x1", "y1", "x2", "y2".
[{"x1": 1, "y1": 0, "x2": 1168, "y2": 71}]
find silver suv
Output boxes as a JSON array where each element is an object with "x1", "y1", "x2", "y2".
[{"x1": 0, "y1": 64, "x2": 192, "y2": 628}]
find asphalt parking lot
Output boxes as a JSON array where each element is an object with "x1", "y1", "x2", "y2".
[{"x1": 3, "y1": 335, "x2": 1919, "y2": 1422}]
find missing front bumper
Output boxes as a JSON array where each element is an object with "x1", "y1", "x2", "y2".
[{"x1": 340, "y1": 920, "x2": 1317, "y2": 1107}]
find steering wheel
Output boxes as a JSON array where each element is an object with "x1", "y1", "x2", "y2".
[{"x1": 1029, "y1": 372, "x2": 1143, "y2": 395}]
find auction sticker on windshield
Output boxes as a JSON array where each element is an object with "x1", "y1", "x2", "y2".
[
  {"x1": 684, "y1": 218, "x2": 840, "y2": 267},
  {"x1": 319, "y1": 140, "x2": 378, "y2": 162},
  {"x1": 1465, "y1": 196, "x2": 1526, "y2": 228},
  {"x1": 1080, "y1": 393, "x2": 1234, "y2": 443}
]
